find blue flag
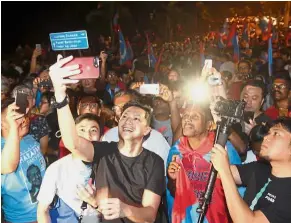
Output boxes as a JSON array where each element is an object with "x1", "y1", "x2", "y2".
[
  {"x1": 119, "y1": 30, "x2": 129, "y2": 65},
  {"x1": 268, "y1": 37, "x2": 273, "y2": 77},
  {"x1": 232, "y1": 30, "x2": 240, "y2": 62},
  {"x1": 146, "y1": 34, "x2": 157, "y2": 68}
]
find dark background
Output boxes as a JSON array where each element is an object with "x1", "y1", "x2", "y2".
[{"x1": 2, "y1": 1, "x2": 264, "y2": 55}]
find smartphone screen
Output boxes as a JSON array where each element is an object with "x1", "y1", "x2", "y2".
[
  {"x1": 15, "y1": 92, "x2": 28, "y2": 114},
  {"x1": 36, "y1": 44, "x2": 41, "y2": 50},
  {"x1": 243, "y1": 111, "x2": 255, "y2": 124},
  {"x1": 64, "y1": 57, "x2": 100, "y2": 80},
  {"x1": 205, "y1": 59, "x2": 212, "y2": 69},
  {"x1": 139, "y1": 84, "x2": 159, "y2": 95}
]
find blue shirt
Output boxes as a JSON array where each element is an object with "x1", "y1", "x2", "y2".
[{"x1": 1, "y1": 135, "x2": 46, "y2": 223}]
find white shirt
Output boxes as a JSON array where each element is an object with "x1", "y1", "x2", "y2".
[
  {"x1": 37, "y1": 154, "x2": 99, "y2": 219},
  {"x1": 243, "y1": 150, "x2": 257, "y2": 164},
  {"x1": 219, "y1": 61, "x2": 235, "y2": 75},
  {"x1": 102, "y1": 127, "x2": 170, "y2": 172}
]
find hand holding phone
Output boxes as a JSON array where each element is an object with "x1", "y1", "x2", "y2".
[
  {"x1": 36, "y1": 44, "x2": 41, "y2": 50},
  {"x1": 64, "y1": 57, "x2": 100, "y2": 80},
  {"x1": 15, "y1": 91, "x2": 28, "y2": 114},
  {"x1": 139, "y1": 84, "x2": 159, "y2": 95},
  {"x1": 6, "y1": 103, "x2": 26, "y2": 129},
  {"x1": 205, "y1": 59, "x2": 212, "y2": 69},
  {"x1": 243, "y1": 111, "x2": 255, "y2": 124}
]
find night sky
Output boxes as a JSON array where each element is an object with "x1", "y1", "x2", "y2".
[{"x1": 2, "y1": 1, "x2": 262, "y2": 55}]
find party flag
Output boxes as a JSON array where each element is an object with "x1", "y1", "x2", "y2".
[
  {"x1": 242, "y1": 21, "x2": 249, "y2": 44},
  {"x1": 145, "y1": 33, "x2": 157, "y2": 68}
]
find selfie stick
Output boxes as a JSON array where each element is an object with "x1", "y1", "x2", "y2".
[{"x1": 196, "y1": 118, "x2": 231, "y2": 223}]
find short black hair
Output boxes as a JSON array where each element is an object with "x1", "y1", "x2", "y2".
[
  {"x1": 249, "y1": 124, "x2": 270, "y2": 144},
  {"x1": 273, "y1": 74, "x2": 291, "y2": 89},
  {"x1": 242, "y1": 79, "x2": 267, "y2": 99},
  {"x1": 122, "y1": 100, "x2": 153, "y2": 125},
  {"x1": 1, "y1": 98, "x2": 15, "y2": 113},
  {"x1": 272, "y1": 118, "x2": 291, "y2": 134},
  {"x1": 114, "y1": 89, "x2": 141, "y2": 102},
  {"x1": 280, "y1": 48, "x2": 290, "y2": 57},
  {"x1": 41, "y1": 92, "x2": 55, "y2": 105},
  {"x1": 75, "y1": 113, "x2": 103, "y2": 136},
  {"x1": 78, "y1": 95, "x2": 102, "y2": 108},
  {"x1": 238, "y1": 60, "x2": 251, "y2": 69}
]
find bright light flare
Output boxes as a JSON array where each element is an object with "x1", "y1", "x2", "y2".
[{"x1": 187, "y1": 81, "x2": 210, "y2": 103}]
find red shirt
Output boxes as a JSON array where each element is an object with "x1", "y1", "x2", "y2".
[
  {"x1": 228, "y1": 81, "x2": 244, "y2": 100},
  {"x1": 265, "y1": 106, "x2": 291, "y2": 120},
  {"x1": 58, "y1": 139, "x2": 71, "y2": 159}
]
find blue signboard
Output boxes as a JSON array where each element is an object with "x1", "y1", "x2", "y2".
[{"x1": 49, "y1": 30, "x2": 89, "y2": 51}]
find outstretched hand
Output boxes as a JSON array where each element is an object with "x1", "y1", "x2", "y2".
[{"x1": 49, "y1": 55, "x2": 81, "y2": 101}]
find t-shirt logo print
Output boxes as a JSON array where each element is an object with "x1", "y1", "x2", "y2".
[
  {"x1": 20, "y1": 143, "x2": 45, "y2": 204},
  {"x1": 26, "y1": 164, "x2": 42, "y2": 203}
]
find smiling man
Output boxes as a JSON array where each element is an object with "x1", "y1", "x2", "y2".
[
  {"x1": 265, "y1": 75, "x2": 291, "y2": 120},
  {"x1": 48, "y1": 55, "x2": 165, "y2": 223}
]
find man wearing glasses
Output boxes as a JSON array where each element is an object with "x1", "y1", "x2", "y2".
[
  {"x1": 77, "y1": 95, "x2": 102, "y2": 117},
  {"x1": 265, "y1": 75, "x2": 291, "y2": 120}
]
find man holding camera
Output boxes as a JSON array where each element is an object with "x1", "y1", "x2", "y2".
[
  {"x1": 211, "y1": 118, "x2": 291, "y2": 223},
  {"x1": 240, "y1": 80, "x2": 272, "y2": 135}
]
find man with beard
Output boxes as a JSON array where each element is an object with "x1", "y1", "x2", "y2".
[
  {"x1": 167, "y1": 69, "x2": 180, "y2": 83},
  {"x1": 211, "y1": 118, "x2": 291, "y2": 223},
  {"x1": 265, "y1": 75, "x2": 291, "y2": 120}
]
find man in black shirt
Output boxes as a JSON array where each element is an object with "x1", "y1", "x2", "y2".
[
  {"x1": 48, "y1": 55, "x2": 165, "y2": 223},
  {"x1": 211, "y1": 118, "x2": 291, "y2": 223},
  {"x1": 230, "y1": 79, "x2": 272, "y2": 155}
]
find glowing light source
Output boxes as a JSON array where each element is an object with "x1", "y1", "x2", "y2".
[{"x1": 187, "y1": 81, "x2": 210, "y2": 103}]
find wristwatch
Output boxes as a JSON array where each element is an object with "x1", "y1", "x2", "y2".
[{"x1": 54, "y1": 95, "x2": 69, "y2": 109}]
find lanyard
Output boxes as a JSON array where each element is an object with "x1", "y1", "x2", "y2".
[{"x1": 78, "y1": 170, "x2": 96, "y2": 223}]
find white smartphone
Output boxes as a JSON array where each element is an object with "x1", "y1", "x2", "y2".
[
  {"x1": 139, "y1": 84, "x2": 159, "y2": 95},
  {"x1": 204, "y1": 59, "x2": 212, "y2": 69},
  {"x1": 36, "y1": 44, "x2": 41, "y2": 50}
]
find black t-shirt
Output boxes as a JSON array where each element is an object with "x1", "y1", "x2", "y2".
[
  {"x1": 92, "y1": 141, "x2": 165, "y2": 223},
  {"x1": 236, "y1": 161, "x2": 291, "y2": 223},
  {"x1": 255, "y1": 112, "x2": 272, "y2": 125}
]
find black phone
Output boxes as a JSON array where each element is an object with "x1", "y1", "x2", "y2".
[
  {"x1": 15, "y1": 91, "x2": 28, "y2": 114},
  {"x1": 38, "y1": 79, "x2": 53, "y2": 88},
  {"x1": 243, "y1": 111, "x2": 255, "y2": 124}
]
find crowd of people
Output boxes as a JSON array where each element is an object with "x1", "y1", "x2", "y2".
[{"x1": 2, "y1": 17, "x2": 291, "y2": 223}]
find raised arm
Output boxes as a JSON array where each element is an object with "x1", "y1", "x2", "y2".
[
  {"x1": 99, "y1": 51, "x2": 108, "y2": 82},
  {"x1": 1, "y1": 103, "x2": 23, "y2": 174},
  {"x1": 211, "y1": 145, "x2": 269, "y2": 223},
  {"x1": 49, "y1": 55, "x2": 94, "y2": 162},
  {"x1": 30, "y1": 48, "x2": 42, "y2": 74}
]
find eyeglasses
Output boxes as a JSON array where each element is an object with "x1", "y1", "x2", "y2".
[
  {"x1": 272, "y1": 84, "x2": 287, "y2": 90},
  {"x1": 80, "y1": 103, "x2": 98, "y2": 109}
]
